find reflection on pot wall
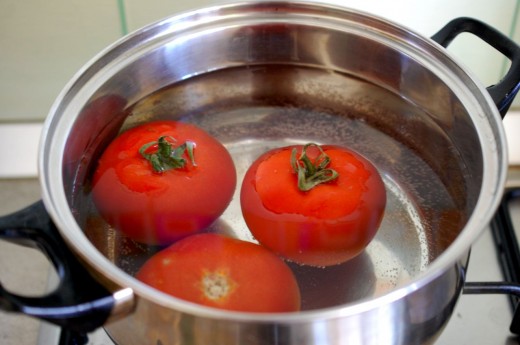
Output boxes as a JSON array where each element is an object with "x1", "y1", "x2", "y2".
[{"x1": 0, "y1": 0, "x2": 519, "y2": 122}]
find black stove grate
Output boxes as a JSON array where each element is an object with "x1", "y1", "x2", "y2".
[
  {"x1": 58, "y1": 330, "x2": 88, "y2": 345},
  {"x1": 490, "y1": 187, "x2": 520, "y2": 334},
  {"x1": 491, "y1": 188, "x2": 520, "y2": 306}
]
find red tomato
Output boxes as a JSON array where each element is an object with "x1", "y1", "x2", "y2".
[
  {"x1": 240, "y1": 144, "x2": 386, "y2": 267},
  {"x1": 136, "y1": 233, "x2": 301, "y2": 312},
  {"x1": 92, "y1": 120, "x2": 236, "y2": 245}
]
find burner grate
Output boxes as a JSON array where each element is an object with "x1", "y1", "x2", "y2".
[
  {"x1": 58, "y1": 330, "x2": 88, "y2": 345},
  {"x1": 491, "y1": 187, "x2": 520, "y2": 334}
]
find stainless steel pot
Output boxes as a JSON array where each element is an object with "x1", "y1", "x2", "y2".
[{"x1": 1, "y1": 1, "x2": 520, "y2": 344}]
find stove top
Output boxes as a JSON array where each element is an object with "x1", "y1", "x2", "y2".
[
  {"x1": 0, "y1": 113, "x2": 518, "y2": 345},
  {"x1": 61, "y1": 115, "x2": 520, "y2": 345},
  {"x1": 39, "y1": 185, "x2": 520, "y2": 344}
]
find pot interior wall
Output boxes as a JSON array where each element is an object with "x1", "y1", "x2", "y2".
[{"x1": 63, "y1": 19, "x2": 482, "y2": 310}]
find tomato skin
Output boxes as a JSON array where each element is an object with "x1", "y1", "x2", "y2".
[
  {"x1": 240, "y1": 145, "x2": 386, "y2": 267},
  {"x1": 136, "y1": 233, "x2": 301, "y2": 312},
  {"x1": 91, "y1": 121, "x2": 236, "y2": 245}
]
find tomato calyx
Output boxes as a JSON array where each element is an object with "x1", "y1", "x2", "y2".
[
  {"x1": 291, "y1": 143, "x2": 339, "y2": 191},
  {"x1": 199, "y1": 269, "x2": 237, "y2": 303},
  {"x1": 139, "y1": 136, "x2": 197, "y2": 173}
]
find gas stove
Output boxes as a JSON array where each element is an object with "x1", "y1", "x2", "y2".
[
  {"x1": 45, "y1": 165, "x2": 520, "y2": 344},
  {"x1": 47, "y1": 185, "x2": 520, "y2": 344},
  {"x1": 0, "y1": 114, "x2": 519, "y2": 345}
]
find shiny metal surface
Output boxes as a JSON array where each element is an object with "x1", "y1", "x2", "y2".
[{"x1": 36, "y1": 1, "x2": 507, "y2": 344}]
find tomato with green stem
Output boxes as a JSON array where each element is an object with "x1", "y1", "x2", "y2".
[
  {"x1": 92, "y1": 120, "x2": 236, "y2": 245},
  {"x1": 136, "y1": 233, "x2": 301, "y2": 312},
  {"x1": 240, "y1": 143, "x2": 386, "y2": 267}
]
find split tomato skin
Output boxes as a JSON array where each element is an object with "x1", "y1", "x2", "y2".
[
  {"x1": 240, "y1": 145, "x2": 386, "y2": 267},
  {"x1": 136, "y1": 233, "x2": 301, "y2": 313},
  {"x1": 91, "y1": 121, "x2": 236, "y2": 245}
]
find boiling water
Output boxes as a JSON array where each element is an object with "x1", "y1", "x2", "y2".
[{"x1": 80, "y1": 66, "x2": 465, "y2": 311}]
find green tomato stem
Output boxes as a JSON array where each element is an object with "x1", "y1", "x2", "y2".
[
  {"x1": 291, "y1": 143, "x2": 339, "y2": 192},
  {"x1": 139, "y1": 136, "x2": 196, "y2": 173}
]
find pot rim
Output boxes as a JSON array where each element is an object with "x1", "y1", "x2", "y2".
[{"x1": 38, "y1": 0, "x2": 508, "y2": 322}]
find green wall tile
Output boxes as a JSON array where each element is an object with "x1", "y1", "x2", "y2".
[{"x1": 0, "y1": 0, "x2": 122, "y2": 121}]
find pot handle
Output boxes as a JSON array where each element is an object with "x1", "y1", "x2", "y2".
[
  {"x1": 0, "y1": 201, "x2": 133, "y2": 333},
  {"x1": 431, "y1": 17, "x2": 520, "y2": 117}
]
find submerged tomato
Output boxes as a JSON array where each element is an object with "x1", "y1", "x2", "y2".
[
  {"x1": 240, "y1": 144, "x2": 386, "y2": 267},
  {"x1": 136, "y1": 233, "x2": 301, "y2": 312},
  {"x1": 92, "y1": 120, "x2": 236, "y2": 245}
]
